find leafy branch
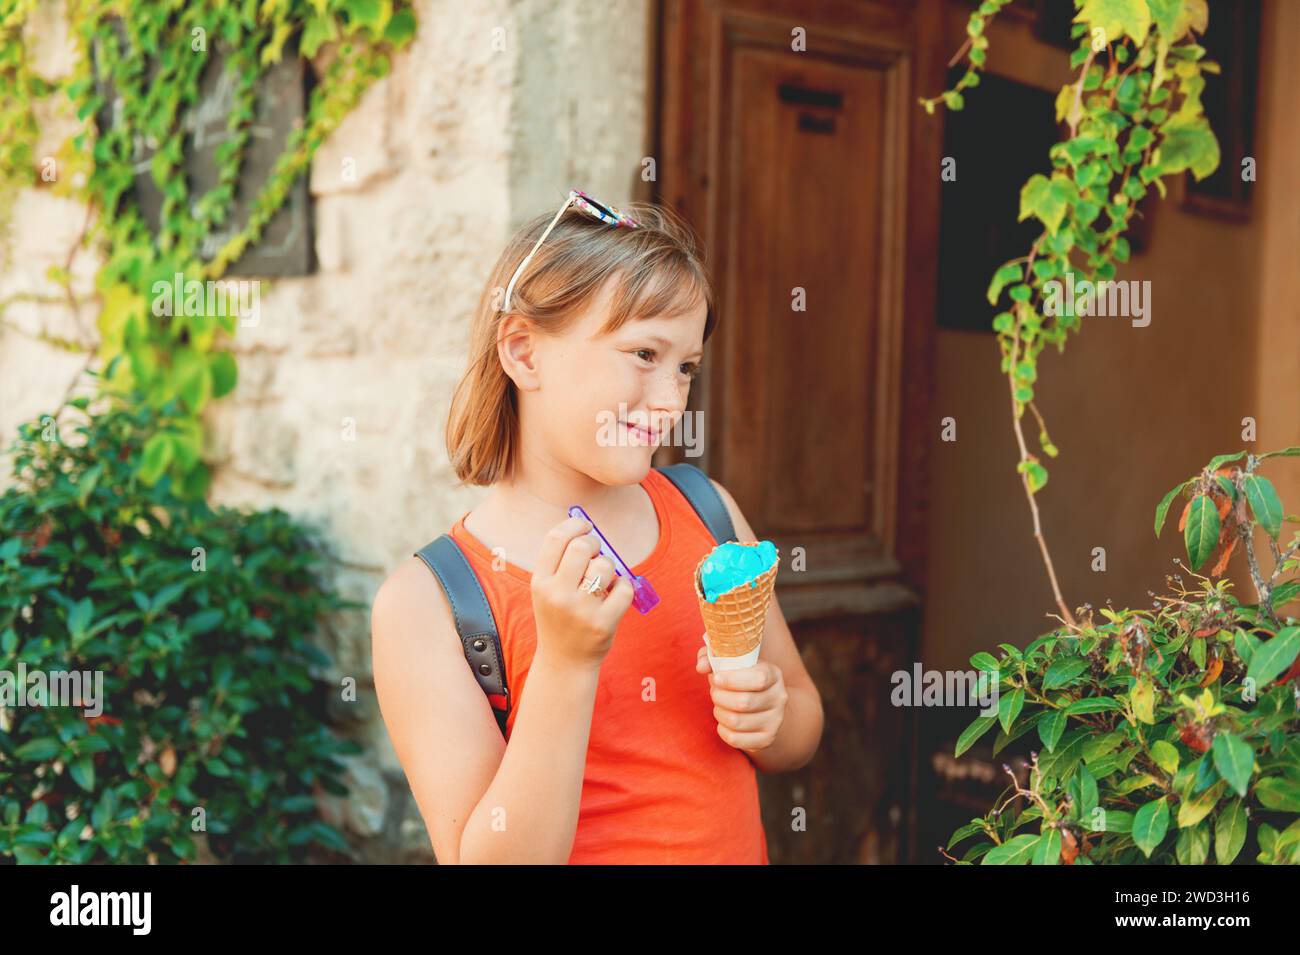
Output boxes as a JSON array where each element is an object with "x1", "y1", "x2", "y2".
[
  {"x1": 948, "y1": 447, "x2": 1300, "y2": 863},
  {"x1": 920, "y1": 0, "x2": 1221, "y2": 624},
  {"x1": 0, "y1": 0, "x2": 418, "y2": 499}
]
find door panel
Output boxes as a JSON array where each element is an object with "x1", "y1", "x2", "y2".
[
  {"x1": 656, "y1": 0, "x2": 943, "y2": 863},
  {"x1": 727, "y1": 51, "x2": 882, "y2": 537}
]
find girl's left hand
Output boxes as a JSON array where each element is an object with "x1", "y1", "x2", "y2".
[{"x1": 695, "y1": 643, "x2": 788, "y2": 752}]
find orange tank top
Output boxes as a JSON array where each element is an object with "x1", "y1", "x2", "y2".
[{"x1": 449, "y1": 467, "x2": 770, "y2": 864}]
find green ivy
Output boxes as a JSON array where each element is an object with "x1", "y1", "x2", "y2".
[
  {"x1": 926, "y1": 0, "x2": 1219, "y2": 482},
  {"x1": 921, "y1": 0, "x2": 1220, "y2": 622},
  {"x1": 0, "y1": 0, "x2": 419, "y2": 499}
]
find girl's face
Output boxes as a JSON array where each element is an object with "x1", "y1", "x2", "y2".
[{"x1": 503, "y1": 274, "x2": 708, "y2": 486}]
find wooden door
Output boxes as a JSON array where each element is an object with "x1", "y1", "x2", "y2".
[{"x1": 655, "y1": 0, "x2": 944, "y2": 863}]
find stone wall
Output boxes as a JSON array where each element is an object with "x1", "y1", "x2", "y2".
[{"x1": 0, "y1": 0, "x2": 654, "y2": 862}]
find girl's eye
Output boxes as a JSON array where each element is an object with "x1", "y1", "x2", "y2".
[{"x1": 634, "y1": 348, "x2": 704, "y2": 379}]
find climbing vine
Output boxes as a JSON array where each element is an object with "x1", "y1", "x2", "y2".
[
  {"x1": 0, "y1": 0, "x2": 417, "y2": 498},
  {"x1": 921, "y1": 0, "x2": 1221, "y2": 624}
]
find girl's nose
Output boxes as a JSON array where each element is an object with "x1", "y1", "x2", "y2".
[{"x1": 648, "y1": 370, "x2": 689, "y2": 416}]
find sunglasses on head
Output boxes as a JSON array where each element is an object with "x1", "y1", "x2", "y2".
[{"x1": 502, "y1": 189, "x2": 641, "y2": 313}]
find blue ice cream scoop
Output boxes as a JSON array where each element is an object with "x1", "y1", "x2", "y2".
[{"x1": 699, "y1": 540, "x2": 778, "y2": 603}]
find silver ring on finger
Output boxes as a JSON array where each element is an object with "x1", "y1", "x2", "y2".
[{"x1": 582, "y1": 573, "x2": 605, "y2": 596}]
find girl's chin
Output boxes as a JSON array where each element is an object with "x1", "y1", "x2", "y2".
[{"x1": 593, "y1": 454, "x2": 655, "y2": 485}]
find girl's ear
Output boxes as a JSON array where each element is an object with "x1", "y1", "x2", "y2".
[{"x1": 498, "y1": 314, "x2": 542, "y2": 391}]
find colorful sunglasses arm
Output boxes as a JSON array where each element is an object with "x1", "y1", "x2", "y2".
[
  {"x1": 502, "y1": 189, "x2": 642, "y2": 312},
  {"x1": 502, "y1": 191, "x2": 578, "y2": 312}
]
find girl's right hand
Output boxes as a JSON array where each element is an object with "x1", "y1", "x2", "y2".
[{"x1": 530, "y1": 516, "x2": 636, "y2": 671}]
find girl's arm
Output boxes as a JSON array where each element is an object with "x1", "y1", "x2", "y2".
[{"x1": 371, "y1": 557, "x2": 600, "y2": 864}]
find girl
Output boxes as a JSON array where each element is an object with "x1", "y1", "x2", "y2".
[{"x1": 371, "y1": 191, "x2": 823, "y2": 864}]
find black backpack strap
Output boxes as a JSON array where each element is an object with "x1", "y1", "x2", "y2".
[
  {"x1": 654, "y1": 462, "x2": 737, "y2": 544},
  {"x1": 414, "y1": 534, "x2": 510, "y2": 738}
]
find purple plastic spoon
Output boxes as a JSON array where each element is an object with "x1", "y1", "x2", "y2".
[{"x1": 567, "y1": 505, "x2": 660, "y2": 614}]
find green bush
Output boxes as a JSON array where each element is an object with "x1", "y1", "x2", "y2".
[
  {"x1": 0, "y1": 390, "x2": 362, "y2": 863},
  {"x1": 948, "y1": 450, "x2": 1300, "y2": 864}
]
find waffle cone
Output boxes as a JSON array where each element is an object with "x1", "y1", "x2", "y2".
[{"x1": 693, "y1": 543, "x2": 780, "y2": 658}]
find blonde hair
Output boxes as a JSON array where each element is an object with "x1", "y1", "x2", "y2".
[{"x1": 445, "y1": 199, "x2": 716, "y2": 487}]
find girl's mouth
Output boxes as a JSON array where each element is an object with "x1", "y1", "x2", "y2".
[{"x1": 621, "y1": 420, "x2": 659, "y2": 445}]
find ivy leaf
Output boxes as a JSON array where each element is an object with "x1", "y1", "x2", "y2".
[
  {"x1": 345, "y1": 0, "x2": 385, "y2": 32},
  {"x1": 1258, "y1": 446, "x2": 1300, "y2": 460},
  {"x1": 1098, "y1": 809, "x2": 1133, "y2": 834},
  {"x1": 1255, "y1": 778, "x2": 1300, "y2": 813},
  {"x1": 1214, "y1": 798, "x2": 1246, "y2": 863},
  {"x1": 69, "y1": 755, "x2": 95, "y2": 793},
  {"x1": 1019, "y1": 173, "x2": 1077, "y2": 236},
  {"x1": 982, "y1": 833, "x2": 1039, "y2": 865},
  {"x1": 1043, "y1": 655, "x2": 1090, "y2": 690},
  {"x1": 1074, "y1": 0, "x2": 1153, "y2": 46},
  {"x1": 1018, "y1": 459, "x2": 1049, "y2": 493},
  {"x1": 1055, "y1": 84, "x2": 1082, "y2": 126},
  {"x1": 384, "y1": 8, "x2": 417, "y2": 46},
  {"x1": 301, "y1": 15, "x2": 340, "y2": 58},
  {"x1": 166, "y1": 423, "x2": 202, "y2": 472},
  {"x1": 210, "y1": 351, "x2": 238, "y2": 399},
  {"x1": 986, "y1": 262, "x2": 1024, "y2": 305},
  {"x1": 1172, "y1": 0, "x2": 1208, "y2": 38},
  {"x1": 1068, "y1": 762, "x2": 1099, "y2": 819},
  {"x1": 261, "y1": 20, "x2": 294, "y2": 65},
  {"x1": 1175, "y1": 821, "x2": 1210, "y2": 864},
  {"x1": 1116, "y1": 74, "x2": 1142, "y2": 113},
  {"x1": 1039, "y1": 728, "x2": 1089, "y2": 782},
  {"x1": 1243, "y1": 474, "x2": 1283, "y2": 539},
  {"x1": 1154, "y1": 115, "x2": 1221, "y2": 181},
  {"x1": 1038, "y1": 709, "x2": 1067, "y2": 752},
  {"x1": 1032, "y1": 827, "x2": 1062, "y2": 865},
  {"x1": 1205, "y1": 451, "x2": 1246, "y2": 471},
  {"x1": 1183, "y1": 494, "x2": 1219, "y2": 571},
  {"x1": 1245, "y1": 627, "x2": 1300, "y2": 689},
  {"x1": 1146, "y1": 0, "x2": 1182, "y2": 38},
  {"x1": 1133, "y1": 797, "x2": 1170, "y2": 858},
  {"x1": 1272, "y1": 580, "x2": 1300, "y2": 610},
  {"x1": 15, "y1": 737, "x2": 62, "y2": 761},
  {"x1": 1131, "y1": 675, "x2": 1156, "y2": 724},
  {"x1": 998, "y1": 688, "x2": 1025, "y2": 734},
  {"x1": 1153, "y1": 51, "x2": 1172, "y2": 98},
  {"x1": 1064, "y1": 696, "x2": 1120, "y2": 715},
  {"x1": 1150, "y1": 739, "x2": 1180, "y2": 776},
  {"x1": 955, "y1": 714, "x2": 997, "y2": 757},
  {"x1": 139, "y1": 433, "x2": 174, "y2": 486},
  {"x1": 1211, "y1": 733, "x2": 1254, "y2": 798},
  {"x1": 68, "y1": 596, "x2": 95, "y2": 649},
  {"x1": 187, "y1": 608, "x2": 225, "y2": 635},
  {"x1": 1154, "y1": 479, "x2": 1190, "y2": 537},
  {"x1": 173, "y1": 348, "x2": 212, "y2": 414}
]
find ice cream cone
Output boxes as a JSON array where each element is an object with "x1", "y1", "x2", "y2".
[{"x1": 694, "y1": 543, "x2": 779, "y2": 672}]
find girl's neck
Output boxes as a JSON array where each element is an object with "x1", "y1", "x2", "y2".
[
  {"x1": 465, "y1": 455, "x2": 661, "y2": 573},
  {"x1": 492, "y1": 460, "x2": 643, "y2": 529}
]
